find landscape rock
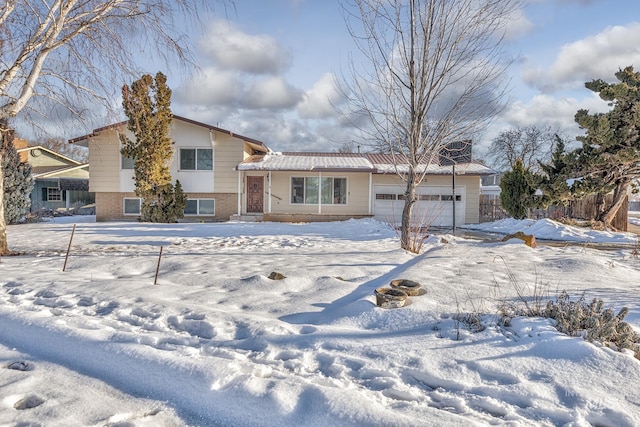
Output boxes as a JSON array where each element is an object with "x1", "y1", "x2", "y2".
[
  {"x1": 268, "y1": 272, "x2": 286, "y2": 280},
  {"x1": 502, "y1": 231, "x2": 537, "y2": 248}
]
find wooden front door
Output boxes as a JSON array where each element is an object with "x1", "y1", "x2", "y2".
[{"x1": 246, "y1": 176, "x2": 264, "y2": 213}]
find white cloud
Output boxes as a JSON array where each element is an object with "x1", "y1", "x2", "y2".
[
  {"x1": 243, "y1": 77, "x2": 303, "y2": 110},
  {"x1": 298, "y1": 73, "x2": 344, "y2": 119},
  {"x1": 198, "y1": 20, "x2": 292, "y2": 75},
  {"x1": 504, "y1": 8, "x2": 534, "y2": 40},
  {"x1": 522, "y1": 22, "x2": 640, "y2": 92},
  {"x1": 480, "y1": 92, "x2": 610, "y2": 149},
  {"x1": 174, "y1": 67, "x2": 242, "y2": 107}
]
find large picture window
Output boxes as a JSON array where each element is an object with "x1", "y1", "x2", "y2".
[
  {"x1": 291, "y1": 177, "x2": 347, "y2": 205},
  {"x1": 184, "y1": 199, "x2": 215, "y2": 216},
  {"x1": 180, "y1": 148, "x2": 213, "y2": 170}
]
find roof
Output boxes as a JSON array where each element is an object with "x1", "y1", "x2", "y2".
[
  {"x1": 68, "y1": 115, "x2": 270, "y2": 153},
  {"x1": 17, "y1": 145, "x2": 83, "y2": 166},
  {"x1": 237, "y1": 152, "x2": 496, "y2": 175},
  {"x1": 238, "y1": 152, "x2": 373, "y2": 172},
  {"x1": 31, "y1": 164, "x2": 89, "y2": 179}
]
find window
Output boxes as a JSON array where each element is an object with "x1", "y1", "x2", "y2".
[
  {"x1": 123, "y1": 198, "x2": 141, "y2": 215},
  {"x1": 376, "y1": 193, "x2": 396, "y2": 200},
  {"x1": 180, "y1": 148, "x2": 213, "y2": 170},
  {"x1": 46, "y1": 187, "x2": 62, "y2": 201},
  {"x1": 420, "y1": 194, "x2": 441, "y2": 201},
  {"x1": 184, "y1": 199, "x2": 215, "y2": 216},
  {"x1": 121, "y1": 154, "x2": 135, "y2": 169},
  {"x1": 441, "y1": 195, "x2": 462, "y2": 202},
  {"x1": 291, "y1": 177, "x2": 347, "y2": 205}
]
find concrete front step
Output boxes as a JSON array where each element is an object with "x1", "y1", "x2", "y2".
[{"x1": 230, "y1": 214, "x2": 264, "y2": 222}]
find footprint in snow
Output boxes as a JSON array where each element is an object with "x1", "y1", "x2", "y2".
[
  {"x1": 95, "y1": 301, "x2": 119, "y2": 316},
  {"x1": 14, "y1": 394, "x2": 45, "y2": 410},
  {"x1": 76, "y1": 296, "x2": 96, "y2": 307},
  {"x1": 3, "y1": 281, "x2": 30, "y2": 295},
  {"x1": 6, "y1": 361, "x2": 32, "y2": 371},
  {"x1": 167, "y1": 314, "x2": 215, "y2": 339}
]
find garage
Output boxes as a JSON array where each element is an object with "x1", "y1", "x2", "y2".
[{"x1": 373, "y1": 185, "x2": 465, "y2": 227}]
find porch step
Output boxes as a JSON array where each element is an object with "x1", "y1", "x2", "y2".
[{"x1": 230, "y1": 214, "x2": 264, "y2": 222}]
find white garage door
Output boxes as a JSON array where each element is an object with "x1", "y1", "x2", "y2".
[{"x1": 373, "y1": 185, "x2": 465, "y2": 227}]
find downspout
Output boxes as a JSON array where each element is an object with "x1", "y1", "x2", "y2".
[
  {"x1": 318, "y1": 171, "x2": 322, "y2": 214},
  {"x1": 368, "y1": 172, "x2": 373, "y2": 215},
  {"x1": 209, "y1": 129, "x2": 215, "y2": 192},
  {"x1": 237, "y1": 170, "x2": 242, "y2": 215}
]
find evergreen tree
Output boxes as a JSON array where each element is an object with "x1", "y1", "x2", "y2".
[
  {"x1": 570, "y1": 66, "x2": 640, "y2": 228},
  {"x1": 537, "y1": 136, "x2": 573, "y2": 208},
  {"x1": 120, "y1": 72, "x2": 186, "y2": 223},
  {"x1": 499, "y1": 160, "x2": 537, "y2": 219},
  {"x1": 1, "y1": 119, "x2": 33, "y2": 224}
]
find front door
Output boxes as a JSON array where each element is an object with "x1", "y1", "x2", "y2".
[{"x1": 246, "y1": 176, "x2": 264, "y2": 213}]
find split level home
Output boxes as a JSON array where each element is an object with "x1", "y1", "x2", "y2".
[
  {"x1": 13, "y1": 140, "x2": 93, "y2": 213},
  {"x1": 69, "y1": 115, "x2": 495, "y2": 226}
]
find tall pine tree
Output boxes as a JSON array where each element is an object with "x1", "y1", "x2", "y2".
[
  {"x1": 571, "y1": 66, "x2": 640, "y2": 228},
  {"x1": 1, "y1": 119, "x2": 33, "y2": 224},
  {"x1": 536, "y1": 136, "x2": 572, "y2": 208},
  {"x1": 120, "y1": 72, "x2": 186, "y2": 223},
  {"x1": 499, "y1": 160, "x2": 537, "y2": 219}
]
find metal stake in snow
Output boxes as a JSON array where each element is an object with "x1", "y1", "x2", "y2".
[
  {"x1": 62, "y1": 224, "x2": 76, "y2": 272},
  {"x1": 154, "y1": 246, "x2": 164, "y2": 285}
]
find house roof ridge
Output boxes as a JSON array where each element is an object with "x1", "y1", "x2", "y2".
[
  {"x1": 18, "y1": 145, "x2": 84, "y2": 165},
  {"x1": 68, "y1": 115, "x2": 269, "y2": 151}
]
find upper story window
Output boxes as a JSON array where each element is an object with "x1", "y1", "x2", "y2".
[
  {"x1": 121, "y1": 154, "x2": 135, "y2": 169},
  {"x1": 291, "y1": 177, "x2": 347, "y2": 205},
  {"x1": 180, "y1": 148, "x2": 213, "y2": 171}
]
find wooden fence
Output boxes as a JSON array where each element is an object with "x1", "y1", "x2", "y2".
[{"x1": 479, "y1": 194, "x2": 628, "y2": 231}]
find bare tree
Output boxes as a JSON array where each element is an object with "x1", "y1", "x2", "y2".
[
  {"x1": 341, "y1": 0, "x2": 521, "y2": 252},
  {"x1": 486, "y1": 126, "x2": 559, "y2": 173},
  {"x1": 0, "y1": 0, "x2": 224, "y2": 255}
]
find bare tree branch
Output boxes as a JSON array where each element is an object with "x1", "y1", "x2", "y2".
[
  {"x1": 340, "y1": 0, "x2": 521, "y2": 251},
  {"x1": 0, "y1": 0, "x2": 228, "y2": 255}
]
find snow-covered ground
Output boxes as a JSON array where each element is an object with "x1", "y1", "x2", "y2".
[{"x1": 1, "y1": 216, "x2": 639, "y2": 426}]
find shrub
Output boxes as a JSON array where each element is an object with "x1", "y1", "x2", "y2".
[
  {"x1": 544, "y1": 292, "x2": 640, "y2": 356},
  {"x1": 499, "y1": 159, "x2": 538, "y2": 219}
]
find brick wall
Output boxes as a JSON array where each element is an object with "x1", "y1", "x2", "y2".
[
  {"x1": 185, "y1": 192, "x2": 237, "y2": 221},
  {"x1": 95, "y1": 192, "x2": 238, "y2": 222},
  {"x1": 96, "y1": 192, "x2": 137, "y2": 221},
  {"x1": 264, "y1": 213, "x2": 373, "y2": 223}
]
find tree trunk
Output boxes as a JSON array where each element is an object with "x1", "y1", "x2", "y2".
[
  {"x1": 400, "y1": 169, "x2": 418, "y2": 252},
  {"x1": 598, "y1": 180, "x2": 629, "y2": 229},
  {"x1": 594, "y1": 192, "x2": 606, "y2": 218},
  {"x1": 0, "y1": 149, "x2": 8, "y2": 255}
]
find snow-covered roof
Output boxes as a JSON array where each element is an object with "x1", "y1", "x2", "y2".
[
  {"x1": 237, "y1": 152, "x2": 372, "y2": 171},
  {"x1": 237, "y1": 152, "x2": 496, "y2": 175},
  {"x1": 372, "y1": 162, "x2": 495, "y2": 175}
]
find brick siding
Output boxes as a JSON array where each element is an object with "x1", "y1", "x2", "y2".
[
  {"x1": 95, "y1": 192, "x2": 238, "y2": 222},
  {"x1": 263, "y1": 213, "x2": 373, "y2": 223}
]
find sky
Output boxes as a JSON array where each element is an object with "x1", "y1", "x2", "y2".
[
  {"x1": 17, "y1": 0, "x2": 640, "y2": 159},
  {"x1": 1, "y1": 215, "x2": 640, "y2": 425},
  {"x1": 164, "y1": 0, "x2": 640, "y2": 156}
]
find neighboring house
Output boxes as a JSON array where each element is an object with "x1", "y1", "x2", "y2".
[
  {"x1": 15, "y1": 143, "x2": 94, "y2": 213},
  {"x1": 480, "y1": 173, "x2": 503, "y2": 198},
  {"x1": 70, "y1": 115, "x2": 495, "y2": 226}
]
